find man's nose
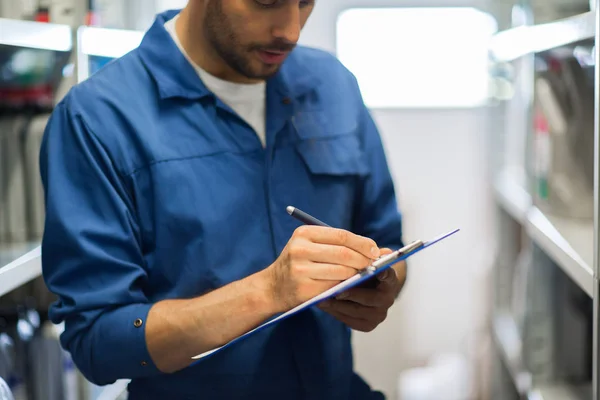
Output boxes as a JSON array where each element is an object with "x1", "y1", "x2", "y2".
[{"x1": 271, "y1": 3, "x2": 302, "y2": 45}]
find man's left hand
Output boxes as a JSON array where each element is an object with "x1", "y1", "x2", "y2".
[{"x1": 318, "y1": 248, "x2": 407, "y2": 332}]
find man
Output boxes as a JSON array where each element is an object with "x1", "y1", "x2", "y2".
[{"x1": 40, "y1": 1, "x2": 406, "y2": 399}]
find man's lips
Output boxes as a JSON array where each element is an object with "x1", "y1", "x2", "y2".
[{"x1": 256, "y1": 49, "x2": 289, "y2": 65}]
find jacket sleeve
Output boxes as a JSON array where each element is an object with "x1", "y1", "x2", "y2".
[
  {"x1": 39, "y1": 101, "x2": 161, "y2": 385},
  {"x1": 351, "y1": 85, "x2": 405, "y2": 252}
]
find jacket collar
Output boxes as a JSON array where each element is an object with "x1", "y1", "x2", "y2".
[{"x1": 137, "y1": 10, "x2": 322, "y2": 101}]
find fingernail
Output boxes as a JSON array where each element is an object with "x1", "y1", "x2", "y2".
[
  {"x1": 371, "y1": 247, "x2": 380, "y2": 258},
  {"x1": 336, "y1": 292, "x2": 349, "y2": 300}
]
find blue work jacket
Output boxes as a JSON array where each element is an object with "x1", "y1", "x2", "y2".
[{"x1": 40, "y1": 10, "x2": 404, "y2": 400}]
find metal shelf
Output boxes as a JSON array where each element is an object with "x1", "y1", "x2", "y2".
[
  {"x1": 494, "y1": 311, "x2": 593, "y2": 400},
  {"x1": 528, "y1": 383, "x2": 592, "y2": 400},
  {"x1": 493, "y1": 312, "x2": 532, "y2": 396},
  {"x1": 494, "y1": 171, "x2": 594, "y2": 297},
  {"x1": 493, "y1": 169, "x2": 531, "y2": 224},
  {"x1": 490, "y1": 11, "x2": 597, "y2": 62},
  {"x1": 0, "y1": 244, "x2": 41, "y2": 298},
  {"x1": 526, "y1": 207, "x2": 594, "y2": 297},
  {"x1": 0, "y1": 18, "x2": 72, "y2": 51},
  {"x1": 95, "y1": 379, "x2": 130, "y2": 400}
]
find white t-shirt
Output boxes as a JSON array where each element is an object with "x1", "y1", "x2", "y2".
[{"x1": 164, "y1": 15, "x2": 267, "y2": 147}]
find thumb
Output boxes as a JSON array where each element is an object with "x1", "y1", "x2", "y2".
[
  {"x1": 376, "y1": 268, "x2": 394, "y2": 282},
  {"x1": 379, "y1": 247, "x2": 394, "y2": 256}
]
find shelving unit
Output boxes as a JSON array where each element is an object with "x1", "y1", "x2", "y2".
[
  {"x1": 490, "y1": 11, "x2": 597, "y2": 62},
  {"x1": 494, "y1": 309, "x2": 594, "y2": 399},
  {"x1": 0, "y1": 244, "x2": 41, "y2": 298},
  {"x1": 494, "y1": 170, "x2": 594, "y2": 296},
  {"x1": 489, "y1": 1, "x2": 598, "y2": 399},
  {"x1": 0, "y1": 15, "x2": 129, "y2": 400},
  {"x1": 528, "y1": 384, "x2": 593, "y2": 400},
  {"x1": 493, "y1": 312, "x2": 532, "y2": 395},
  {"x1": 0, "y1": 16, "x2": 71, "y2": 298},
  {"x1": 94, "y1": 379, "x2": 129, "y2": 400},
  {"x1": 526, "y1": 207, "x2": 594, "y2": 297},
  {"x1": 493, "y1": 169, "x2": 531, "y2": 225}
]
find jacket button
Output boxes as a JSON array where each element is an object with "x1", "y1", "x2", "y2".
[
  {"x1": 282, "y1": 97, "x2": 292, "y2": 105},
  {"x1": 141, "y1": 361, "x2": 148, "y2": 367},
  {"x1": 133, "y1": 318, "x2": 143, "y2": 328}
]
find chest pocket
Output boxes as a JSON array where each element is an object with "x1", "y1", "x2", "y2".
[
  {"x1": 282, "y1": 109, "x2": 370, "y2": 231},
  {"x1": 292, "y1": 110, "x2": 370, "y2": 177}
]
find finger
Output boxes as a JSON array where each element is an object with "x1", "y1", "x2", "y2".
[
  {"x1": 319, "y1": 299, "x2": 365, "y2": 319},
  {"x1": 393, "y1": 261, "x2": 408, "y2": 287},
  {"x1": 376, "y1": 268, "x2": 396, "y2": 283},
  {"x1": 377, "y1": 261, "x2": 407, "y2": 288},
  {"x1": 308, "y1": 243, "x2": 376, "y2": 270},
  {"x1": 300, "y1": 262, "x2": 358, "y2": 281},
  {"x1": 322, "y1": 299, "x2": 387, "y2": 322},
  {"x1": 318, "y1": 305, "x2": 376, "y2": 332},
  {"x1": 287, "y1": 238, "x2": 372, "y2": 271},
  {"x1": 356, "y1": 277, "x2": 379, "y2": 290},
  {"x1": 335, "y1": 288, "x2": 393, "y2": 308},
  {"x1": 295, "y1": 226, "x2": 380, "y2": 260},
  {"x1": 320, "y1": 300, "x2": 387, "y2": 331},
  {"x1": 323, "y1": 308, "x2": 377, "y2": 332}
]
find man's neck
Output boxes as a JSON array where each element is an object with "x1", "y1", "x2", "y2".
[{"x1": 175, "y1": 6, "x2": 260, "y2": 84}]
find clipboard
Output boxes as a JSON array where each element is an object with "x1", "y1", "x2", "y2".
[{"x1": 191, "y1": 228, "x2": 459, "y2": 362}]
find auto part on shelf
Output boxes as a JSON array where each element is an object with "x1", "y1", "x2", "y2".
[{"x1": 532, "y1": 47, "x2": 595, "y2": 219}]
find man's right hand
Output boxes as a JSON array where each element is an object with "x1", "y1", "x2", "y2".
[
  {"x1": 266, "y1": 226, "x2": 381, "y2": 312},
  {"x1": 146, "y1": 226, "x2": 381, "y2": 373}
]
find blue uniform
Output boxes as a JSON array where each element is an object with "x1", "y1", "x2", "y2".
[{"x1": 40, "y1": 10, "x2": 404, "y2": 400}]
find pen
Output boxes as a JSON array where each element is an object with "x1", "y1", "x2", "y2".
[
  {"x1": 286, "y1": 206, "x2": 331, "y2": 227},
  {"x1": 286, "y1": 206, "x2": 380, "y2": 278},
  {"x1": 285, "y1": 206, "x2": 420, "y2": 283}
]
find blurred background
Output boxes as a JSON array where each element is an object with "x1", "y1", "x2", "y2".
[{"x1": 0, "y1": 0, "x2": 598, "y2": 399}]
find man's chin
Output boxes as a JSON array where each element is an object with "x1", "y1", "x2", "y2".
[{"x1": 245, "y1": 64, "x2": 282, "y2": 81}]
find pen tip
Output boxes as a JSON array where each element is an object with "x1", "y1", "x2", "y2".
[{"x1": 286, "y1": 206, "x2": 295, "y2": 215}]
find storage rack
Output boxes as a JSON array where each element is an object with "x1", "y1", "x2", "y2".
[
  {"x1": 488, "y1": 2, "x2": 599, "y2": 400},
  {"x1": 0, "y1": 244, "x2": 41, "y2": 298},
  {"x1": 0, "y1": 17, "x2": 132, "y2": 400}
]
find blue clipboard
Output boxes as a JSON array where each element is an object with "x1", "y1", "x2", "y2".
[{"x1": 191, "y1": 228, "x2": 459, "y2": 362}]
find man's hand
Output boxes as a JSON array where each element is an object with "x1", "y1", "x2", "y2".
[
  {"x1": 318, "y1": 248, "x2": 407, "y2": 332},
  {"x1": 266, "y1": 226, "x2": 381, "y2": 312}
]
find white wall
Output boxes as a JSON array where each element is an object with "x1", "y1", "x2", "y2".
[
  {"x1": 351, "y1": 108, "x2": 496, "y2": 398},
  {"x1": 299, "y1": 1, "x2": 504, "y2": 398}
]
